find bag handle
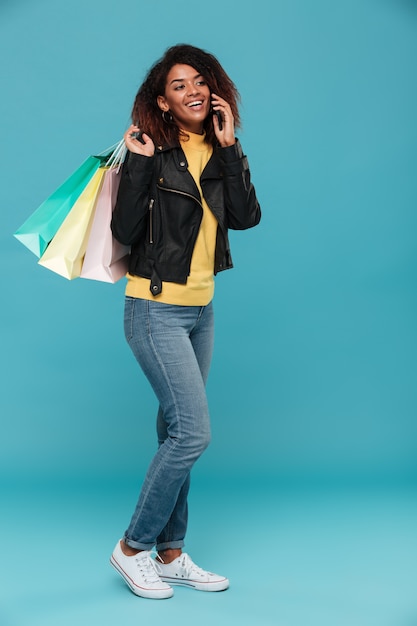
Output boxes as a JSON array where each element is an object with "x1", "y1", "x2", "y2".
[
  {"x1": 95, "y1": 139, "x2": 127, "y2": 172},
  {"x1": 105, "y1": 138, "x2": 127, "y2": 171}
]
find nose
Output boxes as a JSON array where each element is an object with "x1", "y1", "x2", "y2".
[{"x1": 186, "y1": 81, "x2": 199, "y2": 96}]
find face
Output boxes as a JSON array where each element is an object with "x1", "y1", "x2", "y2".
[{"x1": 157, "y1": 64, "x2": 211, "y2": 134}]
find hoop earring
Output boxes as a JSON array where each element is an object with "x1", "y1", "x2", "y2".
[{"x1": 162, "y1": 110, "x2": 174, "y2": 124}]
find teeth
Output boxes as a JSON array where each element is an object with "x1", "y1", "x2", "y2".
[{"x1": 188, "y1": 101, "x2": 203, "y2": 107}]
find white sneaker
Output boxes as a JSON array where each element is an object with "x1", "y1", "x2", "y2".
[
  {"x1": 158, "y1": 552, "x2": 229, "y2": 592},
  {"x1": 110, "y1": 541, "x2": 174, "y2": 599}
]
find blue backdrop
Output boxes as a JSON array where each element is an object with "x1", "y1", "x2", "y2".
[
  {"x1": 2, "y1": 2, "x2": 417, "y2": 625},
  {"x1": 2, "y1": 0, "x2": 416, "y2": 486}
]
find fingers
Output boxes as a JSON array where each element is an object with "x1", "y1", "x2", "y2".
[
  {"x1": 124, "y1": 124, "x2": 155, "y2": 156},
  {"x1": 211, "y1": 94, "x2": 235, "y2": 147},
  {"x1": 124, "y1": 124, "x2": 139, "y2": 144},
  {"x1": 211, "y1": 94, "x2": 233, "y2": 116}
]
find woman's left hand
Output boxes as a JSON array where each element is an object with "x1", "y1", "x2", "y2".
[{"x1": 211, "y1": 94, "x2": 235, "y2": 147}]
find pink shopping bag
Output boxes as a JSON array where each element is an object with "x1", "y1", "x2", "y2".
[{"x1": 80, "y1": 167, "x2": 130, "y2": 283}]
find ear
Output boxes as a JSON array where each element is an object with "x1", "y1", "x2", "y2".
[{"x1": 157, "y1": 95, "x2": 169, "y2": 112}]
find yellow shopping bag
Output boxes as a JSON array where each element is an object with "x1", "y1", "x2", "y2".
[{"x1": 38, "y1": 167, "x2": 107, "y2": 280}]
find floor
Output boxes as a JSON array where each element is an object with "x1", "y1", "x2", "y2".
[{"x1": 2, "y1": 477, "x2": 417, "y2": 626}]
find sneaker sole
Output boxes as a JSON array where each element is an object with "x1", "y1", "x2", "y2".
[
  {"x1": 110, "y1": 556, "x2": 174, "y2": 599},
  {"x1": 160, "y1": 576, "x2": 229, "y2": 592}
]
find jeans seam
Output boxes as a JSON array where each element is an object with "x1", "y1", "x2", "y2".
[
  {"x1": 146, "y1": 305, "x2": 182, "y2": 445},
  {"x1": 127, "y1": 437, "x2": 181, "y2": 542}
]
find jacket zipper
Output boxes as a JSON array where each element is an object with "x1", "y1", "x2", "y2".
[
  {"x1": 157, "y1": 185, "x2": 204, "y2": 210},
  {"x1": 149, "y1": 198, "x2": 154, "y2": 243},
  {"x1": 157, "y1": 185, "x2": 205, "y2": 273},
  {"x1": 157, "y1": 184, "x2": 230, "y2": 266}
]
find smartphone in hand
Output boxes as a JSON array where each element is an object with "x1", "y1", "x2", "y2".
[{"x1": 211, "y1": 108, "x2": 223, "y2": 131}]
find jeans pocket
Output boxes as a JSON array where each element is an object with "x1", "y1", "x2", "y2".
[{"x1": 124, "y1": 296, "x2": 136, "y2": 342}]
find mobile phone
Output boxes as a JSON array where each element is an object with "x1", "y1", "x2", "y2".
[{"x1": 211, "y1": 108, "x2": 223, "y2": 131}]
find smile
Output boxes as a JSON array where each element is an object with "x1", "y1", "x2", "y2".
[{"x1": 187, "y1": 100, "x2": 204, "y2": 108}]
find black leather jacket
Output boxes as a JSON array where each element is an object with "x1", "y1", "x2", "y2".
[{"x1": 111, "y1": 139, "x2": 261, "y2": 296}]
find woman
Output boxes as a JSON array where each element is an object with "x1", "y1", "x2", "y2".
[{"x1": 110, "y1": 44, "x2": 261, "y2": 600}]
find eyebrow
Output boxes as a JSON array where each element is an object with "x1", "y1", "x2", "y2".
[{"x1": 169, "y1": 73, "x2": 203, "y2": 85}]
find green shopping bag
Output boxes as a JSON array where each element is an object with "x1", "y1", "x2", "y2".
[{"x1": 14, "y1": 154, "x2": 107, "y2": 258}]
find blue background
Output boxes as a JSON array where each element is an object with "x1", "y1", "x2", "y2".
[{"x1": 1, "y1": 1, "x2": 417, "y2": 625}]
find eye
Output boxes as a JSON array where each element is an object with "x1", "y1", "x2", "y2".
[
  {"x1": 196, "y1": 80, "x2": 206, "y2": 86},
  {"x1": 174, "y1": 84, "x2": 185, "y2": 91}
]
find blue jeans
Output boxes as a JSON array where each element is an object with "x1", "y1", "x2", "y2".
[{"x1": 123, "y1": 297, "x2": 214, "y2": 551}]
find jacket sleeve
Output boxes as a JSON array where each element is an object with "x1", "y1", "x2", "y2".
[
  {"x1": 111, "y1": 151, "x2": 155, "y2": 245},
  {"x1": 218, "y1": 140, "x2": 261, "y2": 230}
]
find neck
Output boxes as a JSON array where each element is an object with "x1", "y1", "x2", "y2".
[{"x1": 177, "y1": 121, "x2": 204, "y2": 135}]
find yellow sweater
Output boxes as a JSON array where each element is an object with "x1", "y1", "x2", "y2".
[{"x1": 125, "y1": 132, "x2": 218, "y2": 305}]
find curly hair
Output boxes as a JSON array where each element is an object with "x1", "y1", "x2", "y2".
[{"x1": 131, "y1": 44, "x2": 240, "y2": 147}]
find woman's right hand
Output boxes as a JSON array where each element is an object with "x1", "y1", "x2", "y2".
[{"x1": 124, "y1": 124, "x2": 155, "y2": 157}]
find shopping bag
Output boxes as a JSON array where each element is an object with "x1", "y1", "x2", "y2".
[
  {"x1": 80, "y1": 167, "x2": 129, "y2": 283},
  {"x1": 38, "y1": 167, "x2": 107, "y2": 279},
  {"x1": 14, "y1": 155, "x2": 105, "y2": 257}
]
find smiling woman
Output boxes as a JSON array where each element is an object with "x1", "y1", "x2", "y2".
[
  {"x1": 157, "y1": 66, "x2": 212, "y2": 135},
  {"x1": 129, "y1": 44, "x2": 241, "y2": 149},
  {"x1": 109, "y1": 43, "x2": 261, "y2": 601}
]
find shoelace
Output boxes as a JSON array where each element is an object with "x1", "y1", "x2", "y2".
[
  {"x1": 176, "y1": 553, "x2": 208, "y2": 579},
  {"x1": 135, "y1": 551, "x2": 164, "y2": 583}
]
